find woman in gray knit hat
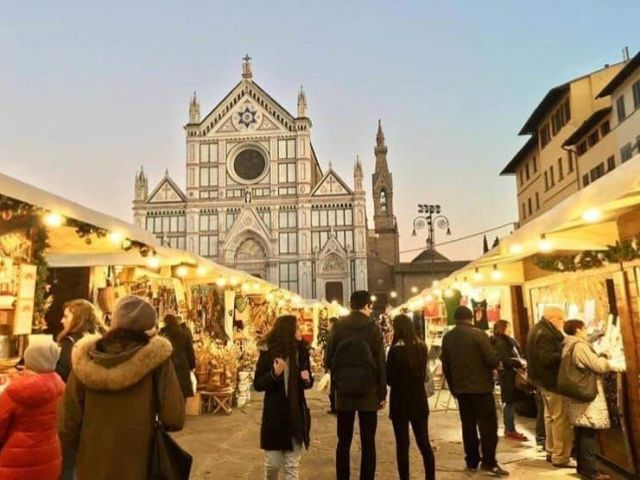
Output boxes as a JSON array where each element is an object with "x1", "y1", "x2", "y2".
[{"x1": 58, "y1": 295, "x2": 186, "y2": 480}]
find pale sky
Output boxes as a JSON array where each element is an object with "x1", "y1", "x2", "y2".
[{"x1": 1, "y1": 1, "x2": 639, "y2": 261}]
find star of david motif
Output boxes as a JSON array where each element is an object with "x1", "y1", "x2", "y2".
[{"x1": 237, "y1": 106, "x2": 258, "y2": 128}]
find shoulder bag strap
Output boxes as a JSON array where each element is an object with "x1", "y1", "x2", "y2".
[{"x1": 151, "y1": 366, "x2": 162, "y2": 423}]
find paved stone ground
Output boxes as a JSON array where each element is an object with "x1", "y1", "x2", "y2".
[{"x1": 173, "y1": 390, "x2": 623, "y2": 479}]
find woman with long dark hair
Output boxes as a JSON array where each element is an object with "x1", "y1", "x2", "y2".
[
  {"x1": 56, "y1": 299, "x2": 105, "y2": 382},
  {"x1": 491, "y1": 319, "x2": 527, "y2": 441},
  {"x1": 386, "y1": 314, "x2": 435, "y2": 480},
  {"x1": 160, "y1": 313, "x2": 196, "y2": 399},
  {"x1": 253, "y1": 315, "x2": 313, "y2": 479}
]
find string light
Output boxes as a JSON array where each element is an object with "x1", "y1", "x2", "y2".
[
  {"x1": 216, "y1": 277, "x2": 227, "y2": 287},
  {"x1": 43, "y1": 212, "x2": 64, "y2": 228},
  {"x1": 538, "y1": 234, "x2": 553, "y2": 253},
  {"x1": 473, "y1": 268, "x2": 484, "y2": 282},
  {"x1": 230, "y1": 277, "x2": 239, "y2": 287},
  {"x1": 432, "y1": 280, "x2": 440, "y2": 288},
  {"x1": 390, "y1": 291, "x2": 397, "y2": 299},
  {"x1": 241, "y1": 283, "x2": 250, "y2": 293},
  {"x1": 509, "y1": 244, "x2": 523, "y2": 255},
  {"x1": 444, "y1": 288, "x2": 455, "y2": 298},
  {"x1": 433, "y1": 288, "x2": 442, "y2": 297},
  {"x1": 411, "y1": 286, "x2": 418, "y2": 294},
  {"x1": 197, "y1": 265, "x2": 208, "y2": 276},
  {"x1": 491, "y1": 265, "x2": 503, "y2": 281},
  {"x1": 146, "y1": 256, "x2": 160, "y2": 269},
  {"x1": 582, "y1": 208, "x2": 601, "y2": 223},
  {"x1": 176, "y1": 265, "x2": 188, "y2": 278},
  {"x1": 425, "y1": 294, "x2": 434, "y2": 302},
  {"x1": 371, "y1": 295, "x2": 378, "y2": 302},
  {"x1": 108, "y1": 231, "x2": 124, "y2": 245}
]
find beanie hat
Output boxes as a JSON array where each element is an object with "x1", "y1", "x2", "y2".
[
  {"x1": 112, "y1": 295, "x2": 157, "y2": 332},
  {"x1": 454, "y1": 306, "x2": 473, "y2": 322},
  {"x1": 24, "y1": 340, "x2": 60, "y2": 373}
]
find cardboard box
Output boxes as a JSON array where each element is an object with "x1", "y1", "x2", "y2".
[{"x1": 186, "y1": 393, "x2": 201, "y2": 416}]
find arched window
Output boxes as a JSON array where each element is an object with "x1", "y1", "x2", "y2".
[{"x1": 380, "y1": 190, "x2": 388, "y2": 213}]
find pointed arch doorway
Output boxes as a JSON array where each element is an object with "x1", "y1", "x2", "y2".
[{"x1": 234, "y1": 236, "x2": 267, "y2": 279}]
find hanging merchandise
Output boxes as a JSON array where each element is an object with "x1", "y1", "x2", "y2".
[
  {"x1": 234, "y1": 296, "x2": 251, "y2": 331},
  {"x1": 471, "y1": 299, "x2": 489, "y2": 330},
  {"x1": 224, "y1": 289, "x2": 235, "y2": 339},
  {"x1": 443, "y1": 289, "x2": 462, "y2": 326}
]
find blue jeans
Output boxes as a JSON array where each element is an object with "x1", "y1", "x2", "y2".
[{"x1": 503, "y1": 401, "x2": 516, "y2": 433}]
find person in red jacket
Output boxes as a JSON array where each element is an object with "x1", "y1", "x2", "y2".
[{"x1": 0, "y1": 340, "x2": 65, "y2": 480}]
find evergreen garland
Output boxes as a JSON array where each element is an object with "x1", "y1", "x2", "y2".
[{"x1": 533, "y1": 235, "x2": 640, "y2": 272}]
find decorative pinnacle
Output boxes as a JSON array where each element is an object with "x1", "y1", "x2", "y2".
[
  {"x1": 242, "y1": 54, "x2": 253, "y2": 79},
  {"x1": 376, "y1": 119, "x2": 385, "y2": 148}
]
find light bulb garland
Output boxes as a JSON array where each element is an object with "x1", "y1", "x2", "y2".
[{"x1": 533, "y1": 235, "x2": 640, "y2": 272}]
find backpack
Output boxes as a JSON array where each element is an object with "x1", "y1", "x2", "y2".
[
  {"x1": 557, "y1": 342, "x2": 597, "y2": 402},
  {"x1": 331, "y1": 325, "x2": 376, "y2": 397}
]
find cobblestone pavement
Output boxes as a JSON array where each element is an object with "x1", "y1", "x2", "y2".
[{"x1": 174, "y1": 390, "x2": 619, "y2": 479}]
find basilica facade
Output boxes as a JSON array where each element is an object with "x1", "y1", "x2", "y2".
[{"x1": 133, "y1": 57, "x2": 368, "y2": 303}]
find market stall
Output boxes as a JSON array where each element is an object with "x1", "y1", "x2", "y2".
[{"x1": 393, "y1": 156, "x2": 640, "y2": 476}]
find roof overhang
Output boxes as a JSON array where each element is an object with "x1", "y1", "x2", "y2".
[
  {"x1": 519, "y1": 84, "x2": 570, "y2": 135},
  {"x1": 397, "y1": 152, "x2": 640, "y2": 310},
  {"x1": 598, "y1": 51, "x2": 640, "y2": 98},
  {"x1": 562, "y1": 107, "x2": 612, "y2": 147},
  {"x1": 500, "y1": 135, "x2": 537, "y2": 175}
]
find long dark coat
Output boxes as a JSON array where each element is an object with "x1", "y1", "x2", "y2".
[
  {"x1": 386, "y1": 342, "x2": 429, "y2": 421},
  {"x1": 491, "y1": 334, "x2": 524, "y2": 402},
  {"x1": 160, "y1": 324, "x2": 196, "y2": 398},
  {"x1": 253, "y1": 341, "x2": 313, "y2": 451},
  {"x1": 526, "y1": 318, "x2": 564, "y2": 392}
]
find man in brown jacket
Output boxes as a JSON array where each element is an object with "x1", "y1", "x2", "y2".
[{"x1": 58, "y1": 296, "x2": 185, "y2": 480}]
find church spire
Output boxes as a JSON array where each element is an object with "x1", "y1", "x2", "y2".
[
  {"x1": 354, "y1": 155, "x2": 364, "y2": 192},
  {"x1": 375, "y1": 119, "x2": 387, "y2": 153},
  {"x1": 297, "y1": 86, "x2": 308, "y2": 118},
  {"x1": 189, "y1": 91, "x2": 200, "y2": 124},
  {"x1": 242, "y1": 54, "x2": 253, "y2": 79}
]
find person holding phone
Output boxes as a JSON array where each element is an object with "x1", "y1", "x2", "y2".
[{"x1": 254, "y1": 315, "x2": 313, "y2": 479}]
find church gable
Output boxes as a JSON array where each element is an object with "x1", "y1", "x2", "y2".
[
  {"x1": 312, "y1": 170, "x2": 353, "y2": 197},
  {"x1": 147, "y1": 176, "x2": 186, "y2": 204},
  {"x1": 200, "y1": 81, "x2": 296, "y2": 137},
  {"x1": 224, "y1": 207, "x2": 272, "y2": 245}
]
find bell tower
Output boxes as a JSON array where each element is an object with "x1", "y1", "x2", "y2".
[{"x1": 371, "y1": 120, "x2": 399, "y2": 265}]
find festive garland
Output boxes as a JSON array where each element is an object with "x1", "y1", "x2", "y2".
[
  {"x1": 533, "y1": 235, "x2": 640, "y2": 272},
  {"x1": 0, "y1": 194, "x2": 153, "y2": 331}
]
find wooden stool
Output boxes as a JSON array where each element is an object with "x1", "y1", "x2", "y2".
[{"x1": 199, "y1": 389, "x2": 234, "y2": 415}]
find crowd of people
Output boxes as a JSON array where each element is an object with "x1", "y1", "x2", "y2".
[
  {"x1": 0, "y1": 295, "x2": 188, "y2": 480},
  {"x1": 0, "y1": 291, "x2": 620, "y2": 480}
]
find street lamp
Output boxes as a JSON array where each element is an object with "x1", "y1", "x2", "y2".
[{"x1": 412, "y1": 204, "x2": 452, "y2": 282}]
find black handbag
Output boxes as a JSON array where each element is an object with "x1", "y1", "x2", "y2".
[
  {"x1": 557, "y1": 342, "x2": 598, "y2": 402},
  {"x1": 149, "y1": 369, "x2": 193, "y2": 480}
]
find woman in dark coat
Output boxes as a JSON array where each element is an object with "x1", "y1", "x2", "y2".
[
  {"x1": 253, "y1": 315, "x2": 313, "y2": 480},
  {"x1": 56, "y1": 299, "x2": 105, "y2": 382},
  {"x1": 491, "y1": 320, "x2": 527, "y2": 441},
  {"x1": 386, "y1": 314, "x2": 435, "y2": 480},
  {"x1": 160, "y1": 313, "x2": 196, "y2": 398}
]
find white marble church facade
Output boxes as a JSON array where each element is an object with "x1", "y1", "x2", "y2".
[{"x1": 133, "y1": 57, "x2": 368, "y2": 303}]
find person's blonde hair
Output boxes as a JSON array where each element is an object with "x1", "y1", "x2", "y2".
[{"x1": 57, "y1": 299, "x2": 105, "y2": 343}]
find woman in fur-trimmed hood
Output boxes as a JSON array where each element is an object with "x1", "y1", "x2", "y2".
[{"x1": 57, "y1": 296, "x2": 185, "y2": 480}]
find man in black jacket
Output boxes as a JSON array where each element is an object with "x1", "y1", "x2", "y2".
[
  {"x1": 526, "y1": 307, "x2": 574, "y2": 468},
  {"x1": 441, "y1": 306, "x2": 508, "y2": 477},
  {"x1": 326, "y1": 291, "x2": 386, "y2": 480}
]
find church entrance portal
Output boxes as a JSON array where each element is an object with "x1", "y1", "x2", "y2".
[
  {"x1": 235, "y1": 237, "x2": 268, "y2": 279},
  {"x1": 325, "y1": 282, "x2": 344, "y2": 305}
]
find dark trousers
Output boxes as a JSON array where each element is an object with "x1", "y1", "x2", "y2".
[
  {"x1": 329, "y1": 380, "x2": 337, "y2": 412},
  {"x1": 337, "y1": 410, "x2": 378, "y2": 480},
  {"x1": 391, "y1": 416, "x2": 436, "y2": 480},
  {"x1": 575, "y1": 426, "x2": 598, "y2": 478},
  {"x1": 457, "y1": 393, "x2": 498, "y2": 469},
  {"x1": 535, "y1": 390, "x2": 546, "y2": 446}
]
